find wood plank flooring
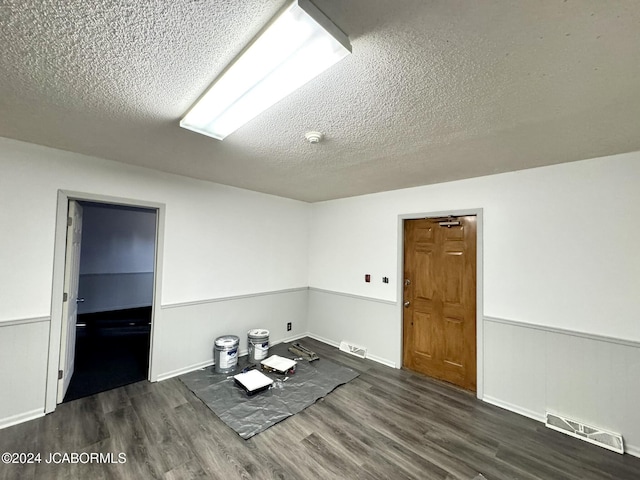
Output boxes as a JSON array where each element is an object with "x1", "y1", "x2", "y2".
[{"x1": 1, "y1": 337, "x2": 639, "y2": 479}]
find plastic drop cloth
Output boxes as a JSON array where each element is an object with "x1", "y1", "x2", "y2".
[{"x1": 179, "y1": 342, "x2": 359, "y2": 439}]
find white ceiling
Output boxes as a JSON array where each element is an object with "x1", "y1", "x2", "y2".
[{"x1": 1, "y1": 0, "x2": 639, "y2": 202}]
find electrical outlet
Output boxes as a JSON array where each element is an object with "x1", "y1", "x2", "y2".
[{"x1": 287, "y1": 322, "x2": 292, "y2": 331}]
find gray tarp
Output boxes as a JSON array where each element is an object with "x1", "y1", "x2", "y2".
[{"x1": 179, "y1": 342, "x2": 359, "y2": 439}]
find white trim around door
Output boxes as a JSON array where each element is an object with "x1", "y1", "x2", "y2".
[
  {"x1": 396, "y1": 208, "x2": 484, "y2": 399},
  {"x1": 45, "y1": 190, "x2": 166, "y2": 413}
]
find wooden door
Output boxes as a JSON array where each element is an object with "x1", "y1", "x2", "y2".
[{"x1": 403, "y1": 216, "x2": 477, "y2": 391}]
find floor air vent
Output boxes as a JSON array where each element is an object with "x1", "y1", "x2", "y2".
[
  {"x1": 339, "y1": 341, "x2": 367, "y2": 359},
  {"x1": 545, "y1": 412, "x2": 624, "y2": 454}
]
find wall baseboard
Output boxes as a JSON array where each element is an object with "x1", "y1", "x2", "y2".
[
  {"x1": 275, "y1": 333, "x2": 310, "y2": 345},
  {"x1": 154, "y1": 332, "x2": 393, "y2": 382},
  {"x1": 482, "y1": 395, "x2": 640, "y2": 459},
  {"x1": 154, "y1": 333, "x2": 310, "y2": 382},
  {"x1": 366, "y1": 353, "x2": 397, "y2": 369},
  {"x1": 482, "y1": 318, "x2": 640, "y2": 460},
  {"x1": 307, "y1": 333, "x2": 397, "y2": 368},
  {"x1": 482, "y1": 395, "x2": 546, "y2": 423},
  {"x1": 0, "y1": 409, "x2": 45, "y2": 430},
  {"x1": 155, "y1": 360, "x2": 214, "y2": 382},
  {"x1": 307, "y1": 332, "x2": 340, "y2": 349},
  {"x1": 626, "y1": 445, "x2": 640, "y2": 458}
]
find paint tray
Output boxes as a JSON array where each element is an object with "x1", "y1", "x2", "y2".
[{"x1": 233, "y1": 369, "x2": 273, "y2": 396}]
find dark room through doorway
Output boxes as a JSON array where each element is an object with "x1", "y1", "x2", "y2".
[{"x1": 62, "y1": 201, "x2": 158, "y2": 402}]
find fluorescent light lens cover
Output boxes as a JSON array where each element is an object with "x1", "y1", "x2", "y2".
[{"x1": 180, "y1": 0, "x2": 351, "y2": 140}]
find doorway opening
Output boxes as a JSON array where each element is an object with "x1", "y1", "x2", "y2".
[
  {"x1": 63, "y1": 201, "x2": 158, "y2": 401},
  {"x1": 49, "y1": 192, "x2": 163, "y2": 408},
  {"x1": 401, "y1": 213, "x2": 479, "y2": 392}
]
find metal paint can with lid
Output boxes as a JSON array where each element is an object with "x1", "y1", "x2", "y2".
[
  {"x1": 247, "y1": 329, "x2": 270, "y2": 363},
  {"x1": 214, "y1": 335, "x2": 239, "y2": 373}
]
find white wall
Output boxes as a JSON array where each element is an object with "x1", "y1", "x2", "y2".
[
  {"x1": 309, "y1": 152, "x2": 640, "y2": 340},
  {"x1": 483, "y1": 317, "x2": 640, "y2": 457},
  {"x1": 156, "y1": 289, "x2": 309, "y2": 380},
  {"x1": 0, "y1": 137, "x2": 310, "y2": 426},
  {"x1": 307, "y1": 151, "x2": 640, "y2": 455},
  {"x1": 0, "y1": 320, "x2": 49, "y2": 428},
  {"x1": 307, "y1": 289, "x2": 397, "y2": 367},
  {"x1": 0, "y1": 137, "x2": 310, "y2": 321}
]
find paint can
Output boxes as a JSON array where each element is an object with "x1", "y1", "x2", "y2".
[
  {"x1": 247, "y1": 329, "x2": 270, "y2": 363},
  {"x1": 214, "y1": 335, "x2": 239, "y2": 374}
]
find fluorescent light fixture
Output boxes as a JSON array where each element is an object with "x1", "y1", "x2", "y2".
[{"x1": 180, "y1": 0, "x2": 351, "y2": 140}]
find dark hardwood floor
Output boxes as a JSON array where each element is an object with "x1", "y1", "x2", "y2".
[
  {"x1": 1, "y1": 337, "x2": 639, "y2": 479},
  {"x1": 64, "y1": 308, "x2": 151, "y2": 402}
]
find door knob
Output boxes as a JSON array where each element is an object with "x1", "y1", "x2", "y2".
[
  {"x1": 76, "y1": 298, "x2": 85, "y2": 303},
  {"x1": 404, "y1": 301, "x2": 410, "y2": 308}
]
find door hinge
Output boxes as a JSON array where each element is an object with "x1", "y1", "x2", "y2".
[
  {"x1": 63, "y1": 292, "x2": 68, "y2": 302},
  {"x1": 58, "y1": 370, "x2": 63, "y2": 380},
  {"x1": 67, "y1": 216, "x2": 72, "y2": 227}
]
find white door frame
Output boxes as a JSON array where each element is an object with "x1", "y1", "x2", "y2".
[
  {"x1": 46, "y1": 190, "x2": 165, "y2": 413},
  {"x1": 396, "y1": 208, "x2": 484, "y2": 399}
]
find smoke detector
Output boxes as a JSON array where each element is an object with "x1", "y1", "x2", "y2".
[{"x1": 305, "y1": 131, "x2": 324, "y2": 144}]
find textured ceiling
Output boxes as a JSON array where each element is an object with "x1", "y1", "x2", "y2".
[{"x1": 1, "y1": 0, "x2": 639, "y2": 202}]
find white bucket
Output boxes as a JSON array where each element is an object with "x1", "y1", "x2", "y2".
[
  {"x1": 247, "y1": 329, "x2": 270, "y2": 363},
  {"x1": 214, "y1": 335, "x2": 239, "y2": 373}
]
